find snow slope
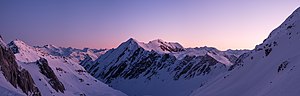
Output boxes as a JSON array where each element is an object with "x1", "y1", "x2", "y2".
[
  {"x1": 82, "y1": 38, "x2": 248, "y2": 96},
  {"x1": 34, "y1": 44, "x2": 107, "y2": 62},
  {"x1": 0, "y1": 37, "x2": 37, "y2": 96},
  {"x1": 190, "y1": 7, "x2": 300, "y2": 96},
  {"x1": 0, "y1": 73, "x2": 25, "y2": 96},
  {"x1": 8, "y1": 39, "x2": 127, "y2": 96}
]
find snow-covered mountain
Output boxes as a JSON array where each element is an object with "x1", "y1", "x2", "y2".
[
  {"x1": 81, "y1": 38, "x2": 248, "y2": 96},
  {"x1": 4, "y1": 39, "x2": 127, "y2": 96},
  {"x1": 0, "y1": 35, "x2": 40, "y2": 96},
  {"x1": 9, "y1": 39, "x2": 107, "y2": 63},
  {"x1": 190, "y1": 7, "x2": 300, "y2": 96},
  {"x1": 135, "y1": 39, "x2": 185, "y2": 53},
  {"x1": 34, "y1": 45, "x2": 107, "y2": 62},
  {"x1": 4, "y1": 6, "x2": 298, "y2": 96}
]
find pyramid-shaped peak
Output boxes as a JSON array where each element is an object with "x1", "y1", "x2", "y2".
[
  {"x1": 9, "y1": 39, "x2": 28, "y2": 47},
  {"x1": 125, "y1": 38, "x2": 140, "y2": 44}
]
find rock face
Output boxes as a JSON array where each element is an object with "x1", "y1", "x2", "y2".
[
  {"x1": 6, "y1": 38, "x2": 127, "y2": 96},
  {"x1": 0, "y1": 36, "x2": 41, "y2": 95},
  {"x1": 82, "y1": 38, "x2": 248, "y2": 96},
  {"x1": 79, "y1": 55, "x2": 94, "y2": 70},
  {"x1": 36, "y1": 58, "x2": 65, "y2": 93}
]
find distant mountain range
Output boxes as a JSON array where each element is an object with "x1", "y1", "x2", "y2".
[{"x1": 0, "y1": 36, "x2": 249, "y2": 96}]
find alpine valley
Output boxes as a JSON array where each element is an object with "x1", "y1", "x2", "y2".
[{"x1": 0, "y1": 6, "x2": 300, "y2": 96}]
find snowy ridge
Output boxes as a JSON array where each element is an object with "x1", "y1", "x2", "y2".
[
  {"x1": 125, "y1": 38, "x2": 185, "y2": 53},
  {"x1": 82, "y1": 38, "x2": 248, "y2": 96},
  {"x1": 0, "y1": 38, "x2": 43, "y2": 95},
  {"x1": 8, "y1": 39, "x2": 107, "y2": 63},
  {"x1": 172, "y1": 47, "x2": 247, "y2": 65},
  {"x1": 8, "y1": 39, "x2": 42, "y2": 62},
  {"x1": 119, "y1": 38, "x2": 242, "y2": 65},
  {"x1": 35, "y1": 44, "x2": 107, "y2": 62},
  {"x1": 7, "y1": 39, "x2": 127, "y2": 96},
  {"x1": 264, "y1": 7, "x2": 300, "y2": 44},
  {"x1": 0, "y1": 37, "x2": 26, "y2": 96},
  {"x1": 206, "y1": 52, "x2": 233, "y2": 65},
  {"x1": 190, "y1": 7, "x2": 300, "y2": 96}
]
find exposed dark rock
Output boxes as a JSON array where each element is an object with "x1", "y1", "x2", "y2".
[
  {"x1": 0, "y1": 37, "x2": 41, "y2": 95},
  {"x1": 287, "y1": 25, "x2": 293, "y2": 29},
  {"x1": 79, "y1": 55, "x2": 93, "y2": 69},
  {"x1": 7, "y1": 41, "x2": 20, "y2": 54},
  {"x1": 228, "y1": 52, "x2": 251, "y2": 71},
  {"x1": 159, "y1": 45, "x2": 184, "y2": 52},
  {"x1": 97, "y1": 49, "x2": 178, "y2": 83},
  {"x1": 36, "y1": 58, "x2": 65, "y2": 93},
  {"x1": 83, "y1": 38, "x2": 243, "y2": 89},
  {"x1": 278, "y1": 61, "x2": 289, "y2": 72},
  {"x1": 265, "y1": 48, "x2": 272, "y2": 56},
  {"x1": 178, "y1": 54, "x2": 219, "y2": 80},
  {"x1": 153, "y1": 39, "x2": 185, "y2": 53},
  {"x1": 97, "y1": 46, "x2": 225, "y2": 82}
]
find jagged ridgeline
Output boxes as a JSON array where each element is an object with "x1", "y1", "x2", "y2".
[
  {"x1": 0, "y1": 36, "x2": 41, "y2": 96},
  {"x1": 0, "y1": 36, "x2": 127, "y2": 96},
  {"x1": 81, "y1": 38, "x2": 248, "y2": 96}
]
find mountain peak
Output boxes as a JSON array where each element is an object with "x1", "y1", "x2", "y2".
[
  {"x1": 120, "y1": 38, "x2": 184, "y2": 53},
  {"x1": 9, "y1": 39, "x2": 27, "y2": 46},
  {"x1": 122, "y1": 38, "x2": 141, "y2": 47},
  {"x1": 8, "y1": 39, "x2": 31, "y2": 54},
  {"x1": 126, "y1": 38, "x2": 139, "y2": 43},
  {"x1": 264, "y1": 7, "x2": 300, "y2": 44},
  {"x1": 8, "y1": 39, "x2": 31, "y2": 50}
]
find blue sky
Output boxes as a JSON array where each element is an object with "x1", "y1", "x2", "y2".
[{"x1": 1, "y1": 0, "x2": 299, "y2": 50}]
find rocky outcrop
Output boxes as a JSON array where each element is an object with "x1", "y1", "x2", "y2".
[
  {"x1": 36, "y1": 58, "x2": 65, "y2": 93},
  {"x1": 91, "y1": 47, "x2": 227, "y2": 83},
  {"x1": 7, "y1": 41, "x2": 20, "y2": 54},
  {"x1": 80, "y1": 55, "x2": 93, "y2": 70},
  {"x1": 173, "y1": 54, "x2": 220, "y2": 80},
  {"x1": 0, "y1": 36, "x2": 41, "y2": 95}
]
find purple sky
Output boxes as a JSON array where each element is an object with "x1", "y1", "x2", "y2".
[{"x1": 1, "y1": 0, "x2": 299, "y2": 50}]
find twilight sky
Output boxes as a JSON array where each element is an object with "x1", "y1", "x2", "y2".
[{"x1": 0, "y1": 0, "x2": 299, "y2": 50}]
